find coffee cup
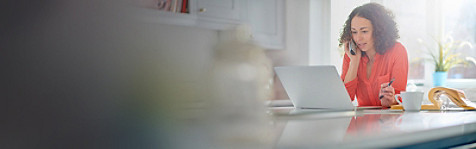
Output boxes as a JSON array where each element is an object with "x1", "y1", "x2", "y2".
[{"x1": 394, "y1": 91, "x2": 424, "y2": 111}]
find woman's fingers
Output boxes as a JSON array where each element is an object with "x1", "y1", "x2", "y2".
[
  {"x1": 344, "y1": 41, "x2": 351, "y2": 55},
  {"x1": 381, "y1": 97, "x2": 390, "y2": 107},
  {"x1": 381, "y1": 95, "x2": 396, "y2": 107},
  {"x1": 382, "y1": 86, "x2": 395, "y2": 93},
  {"x1": 380, "y1": 85, "x2": 397, "y2": 107},
  {"x1": 382, "y1": 92, "x2": 393, "y2": 96},
  {"x1": 380, "y1": 85, "x2": 395, "y2": 93}
]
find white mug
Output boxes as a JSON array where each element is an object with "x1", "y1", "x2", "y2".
[{"x1": 394, "y1": 91, "x2": 424, "y2": 111}]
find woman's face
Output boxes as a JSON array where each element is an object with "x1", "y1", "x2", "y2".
[{"x1": 351, "y1": 16, "x2": 375, "y2": 52}]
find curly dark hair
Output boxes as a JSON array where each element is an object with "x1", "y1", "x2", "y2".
[{"x1": 339, "y1": 3, "x2": 399, "y2": 55}]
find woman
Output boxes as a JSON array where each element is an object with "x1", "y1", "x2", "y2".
[{"x1": 339, "y1": 3, "x2": 408, "y2": 107}]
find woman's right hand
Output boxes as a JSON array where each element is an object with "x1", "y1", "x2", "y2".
[
  {"x1": 342, "y1": 40, "x2": 361, "y2": 84},
  {"x1": 344, "y1": 40, "x2": 361, "y2": 62}
]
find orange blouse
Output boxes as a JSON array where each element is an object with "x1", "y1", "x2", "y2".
[{"x1": 341, "y1": 42, "x2": 408, "y2": 106}]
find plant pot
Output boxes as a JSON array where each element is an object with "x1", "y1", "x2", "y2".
[{"x1": 433, "y1": 71, "x2": 448, "y2": 87}]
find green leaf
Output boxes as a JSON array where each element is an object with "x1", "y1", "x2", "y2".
[{"x1": 422, "y1": 34, "x2": 475, "y2": 72}]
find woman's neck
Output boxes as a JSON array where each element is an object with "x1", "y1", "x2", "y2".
[{"x1": 366, "y1": 49, "x2": 377, "y2": 62}]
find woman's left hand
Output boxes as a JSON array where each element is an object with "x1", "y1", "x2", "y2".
[{"x1": 379, "y1": 83, "x2": 397, "y2": 107}]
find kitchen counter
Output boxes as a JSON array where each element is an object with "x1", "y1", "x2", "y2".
[{"x1": 269, "y1": 108, "x2": 476, "y2": 148}]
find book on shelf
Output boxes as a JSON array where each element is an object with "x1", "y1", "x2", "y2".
[
  {"x1": 170, "y1": 0, "x2": 178, "y2": 12},
  {"x1": 157, "y1": 0, "x2": 171, "y2": 11},
  {"x1": 157, "y1": 0, "x2": 188, "y2": 14},
  {"x1": 181, "y1": 0, "x2": 188, "y2": 13}
]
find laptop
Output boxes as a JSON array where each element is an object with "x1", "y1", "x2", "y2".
[{"x1": 274, "y1": 65, "x2": 357, "y2": 110}]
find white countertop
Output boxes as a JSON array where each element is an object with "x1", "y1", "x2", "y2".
[{"x1": 267, "y1": 107, "x2": 476, "y2": 148}]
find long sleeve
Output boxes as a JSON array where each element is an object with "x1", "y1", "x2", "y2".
[
  {"x1": 341, "y1": 55, "x2": 358, "y2": 101},
  {"x1": 390, "y1": 43, "x2": 408, "y2": 94}
]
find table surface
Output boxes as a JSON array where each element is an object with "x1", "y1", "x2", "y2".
[{"x1": 270, "y1": 107, "x2": 476, "y2": 148}]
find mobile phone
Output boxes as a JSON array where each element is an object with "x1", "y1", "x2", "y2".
[{"x1": 349, "y1": 39, "x2": 357, "y2": 55}]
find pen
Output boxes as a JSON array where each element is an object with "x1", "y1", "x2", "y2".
[{"x1": 379, "y1": 78, "x2": 395, "y2": 100}]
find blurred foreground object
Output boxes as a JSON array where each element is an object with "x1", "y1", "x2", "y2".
[{"x1": 208, "y1": 25, "x2": 274, "y2": 148}]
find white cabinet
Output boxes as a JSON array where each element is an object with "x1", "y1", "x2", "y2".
[
  {"x1": 195, "y1": 0, "x2": 246, "y2": 30},
  {"x1": 244, "y1": 0, "x2": 285, "y2": 50},
  {"x1": 196, "y1": 0, "x2": 240, "y2": 23},
  {"x1": 139, "y1": 0, "x2": 285, "y2": 50}
]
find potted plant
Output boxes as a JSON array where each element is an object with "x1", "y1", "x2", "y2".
[{"x1": 418, "y1": 35, "x2": 474, "y2": 87}]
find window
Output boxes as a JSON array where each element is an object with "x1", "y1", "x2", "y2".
[
  {"x1": 384, "y1": 0, "x2": 476, "y2": 87},
  {"x1": 442, "y1": 0, "x2": 476, "y2": 79},
  {"x1": 382, "y1": 0, "x2": 427, "y2": 80}
]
